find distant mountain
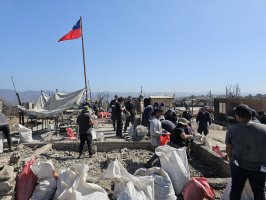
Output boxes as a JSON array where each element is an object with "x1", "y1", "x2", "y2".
[
  {"x1": 0, "y1": 89, "x2": 50, "y2": 105},
  {"x1": 0, "y1": 89, "x2": 209, "y2": 105}
]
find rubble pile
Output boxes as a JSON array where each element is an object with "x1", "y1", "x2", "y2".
[{"x1": 0, "y1": 166, "x2": 16, "y2": 199}]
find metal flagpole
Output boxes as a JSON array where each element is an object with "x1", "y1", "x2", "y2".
[{"x1": 80, "y1": 16, "x2": 88, "y2": 100}]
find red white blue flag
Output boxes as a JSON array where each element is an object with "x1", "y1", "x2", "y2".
[{"x1": 58, "y1": 19, "x2": 81, "y2": 42}]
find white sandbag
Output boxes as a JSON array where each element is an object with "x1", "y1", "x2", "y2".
[
  {"x1": 193, "y1": 133, "x2": 203, "y2": 143},
  {"x1": 155, "y1": 145, "x2": 190, "y2": 195},
  {"x1": 54, "y1": 164, "x2": 108, "y2": 200},
  {"x1": 31, "y1": 160, "x2": 57, "y2": 200},
  {"x1": 90, "y1": 129, "x2": 104, "y2": 140},
  {"x1": 90, "y1": 128, "x2": 97, "y2": 140},
  {"x1": 135, "y1": 125, "x2": 148, "y2": 137},
  {"x1": 135, "y1": 167, "x2": 176, "y2": 200},
  {"x1": 220, "y1": 178, "x2": 256, "y2": 200},
  {"x1": 128, "y1": 126, "x2": 134, "y2": 137},
  {"x1": 13, "y1": 124, "x2": 33, "y2": 143},
  {"x1": 203, "y1": 136, "x2": 212, "y2": 149},
  {"x1": 100, "y1": 159, "x2": 154, "y2": 200},
  {"x1": 0, "y1": 132, "x2": 3, "y2": 153}
]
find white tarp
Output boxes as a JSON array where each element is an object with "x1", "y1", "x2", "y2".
[{"x1": 19, "y1": 89, "x2": 85, "y2": 118}]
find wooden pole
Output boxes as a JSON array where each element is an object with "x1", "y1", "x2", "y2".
[{"x1": 80, "y1": 16, "x2": 88, "y2": 100}]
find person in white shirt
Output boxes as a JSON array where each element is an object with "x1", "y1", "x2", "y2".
[{"x1": 144, "y1": 108, "x2": 165, "y2": 168}]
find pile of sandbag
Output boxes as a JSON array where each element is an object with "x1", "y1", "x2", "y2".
[
  {"x1": 31, "y1": 160, "x2": 57, "y2": 200},
  {"x1": 54, "y1": 164, "x2": 108, "y2": 200},
  {"x1": 155, "y1": 145, "x2": 190, "y2": 195},
  {"x1": 13, "y1": 124, "x2": 33, "y2": 143},
  {"x1": 100, "y1": 159, "x2": 155, "y2": 200},
  {"x1": 0, "y1": 165, "x2": 16, "y2": 199},
  {"x1": 134, "y1": 167, "x2": 176, "y2": 200},
  {"x1": 154, "y1": 145, "x2": 215, "y2": 199}
]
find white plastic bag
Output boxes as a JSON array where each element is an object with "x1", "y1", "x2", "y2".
[
  {"x1": 220, "y1": 178, "x2": 257, "y2": 200},
  {"x1": 128, "y1": 126, "x2": 134, "y2": 137},
  {"x1": 13, "y1": 124, "x2": 33, "y2": 143},
  {"x1": 135, "y1": 167, "x2": 176, "y2": 200},
  {"x1": 31, "y1": 160, "x2": 57, "y2": 200},
  {"x1": 203, "y1": 136, "x2": 212, "y2": 149},
  {"x1": 135, "y1": 125, "x2": 148, "y2": 137},
  {"x1": 54, "y1": 164, "x2": 108, "y2": 200},
  {"x1": 100, "y1": 159, "x2": 154, "y2": 200},
  {"x1": 90, "y1": 128, "x2": 97, "y2": 140},
  {"x1": 0, "y1": 132, "x2": 3, "y2": 153},
  {"x1": 155, "y1": 145, "x2": 190, "y2": 195}
]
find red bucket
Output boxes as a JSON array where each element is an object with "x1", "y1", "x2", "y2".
[{"x1": 160, "y1": 132, "x2": 171, "y2": 145}]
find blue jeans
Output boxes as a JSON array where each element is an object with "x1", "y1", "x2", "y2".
[{"x1": 230, "y1": 162, "x2": 265, "y2": 200}]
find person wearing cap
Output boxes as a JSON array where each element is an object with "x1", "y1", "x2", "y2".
[
  {"x1": 257, "y1": 110, "x2": 266, "y2": 124},
  {"x1": 0, "y1": 111, "x2": 12, "y2": 151},
  {"x1": 114, "y1": 97, "x2": 125, "y2": 138},
  {"x1": 168, "y1": 118, "x2": 194, "y2": 148},
  {"x1": 225, "y1": 104, "x2": 266, "y2": 199},
  {"x1": 109, "y1": 95, "x2": 118, "y2": 131},
  {"x1": 124, "y1": 96, "x2": 134, "y2": 133},
  {"x1": 196, "y1": 106, "x2": 212, "y2": 136},
  {"x1": 76, "y1": 106, "x2": 95, "y2": 158}
]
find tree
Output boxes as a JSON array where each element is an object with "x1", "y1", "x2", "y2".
[
  {"x1": 96, "y1": 92, "x2": 107, "y2": 108},
  {"x1": 226, "y1": 83, "x2": 241, "y2": 98}
]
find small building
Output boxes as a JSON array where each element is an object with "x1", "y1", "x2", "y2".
[
  {"x1": 144, "y1": 96, "x2": 174, "y2": 111},
  {"x1": 214, "y1": 98, "x2": 266, "y2": 122},
  {"x1": 22, "y1": 102, "x2": 33, "y2": 110}
]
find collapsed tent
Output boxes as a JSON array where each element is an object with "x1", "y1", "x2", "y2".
[{"x1": 19, "y1": 89, "x2": 85, "y2": 118}]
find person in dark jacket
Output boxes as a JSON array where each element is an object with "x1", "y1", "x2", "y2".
[
  {"x1": 114, "y1": 97, "x2": 125, "y2": 138},
  {"x1": 164, "y1": 108, "x2": 177, "y2": 124},
  {"x1": 77, "y1": 106, "x2": 95, "y2": 158},
  {"x1": 0, "y1": 111, "x2": 12, "y2": 151},
  {"x1": 110, "y1": 95, "x2": 118, "y2": 130},
  {"x1": 124, "y1": 96, "x2": 135, "y2": 133},
  {"x1": 196, "y1": 107, "x2": 212, "y2": 136}
]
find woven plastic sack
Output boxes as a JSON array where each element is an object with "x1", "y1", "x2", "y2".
[
  {"x1": 54, "y1": 164, "x2": 108, "y2": 200},
  {"x1": 100, "y1": 159, "x2": 154, "y2": 200},
  {"x1": 16, "y1": 157, "x2": 38, "y2": 200},
  {"x1": 135, "y1": 167, "x2": 176, "y2": 200},
  {"x1": 183, "y1": 177, "x2": 215, "y2": 200},
  {"x1": 155, "y1": 145, "x2": 190, "y2": 195},
  {"x1": 31, "y1": 160, "x2": 57, "y2": 200}
]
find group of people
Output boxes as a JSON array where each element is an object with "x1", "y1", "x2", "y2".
[{"x1": 109, "y1": 95, "x2": 144, "y2": 138}]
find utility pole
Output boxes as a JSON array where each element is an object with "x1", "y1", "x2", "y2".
[{"x1": 11, "y1": 76, "x2": 24, "y2": 125}]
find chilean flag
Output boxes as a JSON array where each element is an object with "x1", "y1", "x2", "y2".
[{"x1": 58, "y1": 19, "x2": 81, "y2": 42}]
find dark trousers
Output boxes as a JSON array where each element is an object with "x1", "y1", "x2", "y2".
[
  {"x1": 0, "y1": 124, "x2": 12, "y2": 149},
  {"x1": 124, "y1": 115, "x2": 134, "y2": 132},
  {"x1": 230, "y1": 162, "x2": 266, "y2": 200},
  {"x1": 112, "y1": 118, "x2": 116, "y2": 130},
  {"x1": 116, "y1": 118, "x2": 123, "y2": 137},
  {"x1": 79, "y1": 134, "x2": 93, "y2": 155},
  {"x1": 197, "y1": 125, "x2": 209, "y2": 136}
]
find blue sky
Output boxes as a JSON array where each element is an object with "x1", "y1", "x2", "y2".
[{"x1": 1, "y1": 0, "x2": 266, "y2": 94}]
